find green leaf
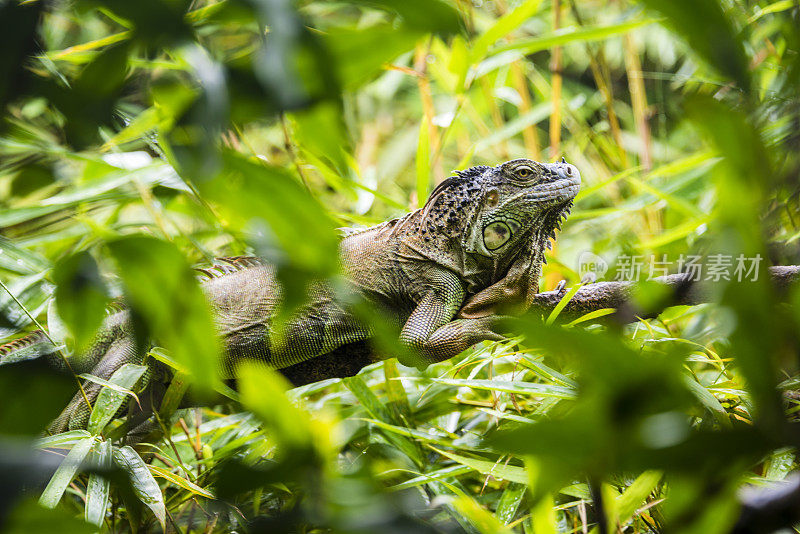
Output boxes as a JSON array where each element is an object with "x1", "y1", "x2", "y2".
[
  {"x1": 565, "y1": 308, "x2": 616, "y2": 326},
  {"x1": 349, "y1": 0, "x2": 461, "y2": 35},
  {"x1": 495, "y1": 482, "x2": 527, "y2": 524},
  {"x1": 237, "y1": 361, "x2": 314, "y2": 453},
  {"x1": 531, "y1": 493, "x2": 557, "y2": 534},
  {"x1": 345, "y1": 375, "x2": 423, "y2": 465},
  {"x1": 85, "y1": 439, "x2": 112, "y2": 526},
  {"x1": 450, "y1": 495, "x2": 515, "y2": 534},
  {"x1": 198, "y1": 151, "x2": 340, "y2": 323},
  {"x1": 635, "y1": 0, "x2": 751, "y2": 92},
  {"x1": 471, "y1": 0, "x2": 542, "y2": 63},
  {"x1": 149, "y1": 465, "x2": 214, "y2": 498},
  {"x1": 289, "y1": 101, "x2": 352, "y2": 176},
  {"x1": 113, "y1": 445, "x2": 166, "y2": 530},
  {"x1": 614, "y1": 471, "x2": 662, "y2": 527},
  {"x1": 39, "y1": 436, "x2": 96, "y2": 508},
  {"x1": 325, "y1": 25, "x2": 422, "y2": 90},
  {"x1": 416, "y1": 115, "x2": 431, "y2": 209},
  {"x1": 389, "y1": 464, "x2": 472, "y2": 491},
  {"x1": 106, "y1": 236, "x2": 221, "y2": 394},
  {"x1": 87, "y1": 363, "x2": 147, "y2": 434},
  {"x1": 37, "y1": 430, "x2": 92, "y2": 450},
  {"x1": 0, "y1": 1, "x2": 43, "y2": 110},
  {"x1": 432, "y1": 378, "x2": 577, "y2": 399},
  {"x1": 53, "y1": 251, "x2": 110, "y2": 352},
  {"x1": 0, "y1": 361, "x2": 74, "y2": 436},
  {"x1": 546, "y1": 283, "x2": 582, "y2": 325},
  {"x1": 492, "y1": 17, "x2": 658, "y2": 56},
  {"x1": 430, "y1": 446, "x2": 529, "y2": 484},
  {"x1": 4, "y1": 498, "x2": 94, "y2": 534}
]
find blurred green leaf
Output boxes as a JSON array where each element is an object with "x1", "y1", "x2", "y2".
[
  {"x1": 53, "y1": 251, "x2": 110, "y2": 352},
  {"x1": 636, "y1": 0, "x2": 751, "y2": 92},
  {"x1": 493, "y1": 17, "x2": 658, "y2": 56},
  {"x1": 95, "y1": 0, "x2": 193, "y2": 45},
  {"x1": 0, "y1": 361, "x2": 74, "y2": 436},
  {"x1": 0, "y1": 1, "x2": 43, "y2": 113},
  {"x1": 686, "y1": 95, "x2": 786, "y2": 429},
  {"x1": 289, "y1": 101, "x2": 352, "y2": 176},
  {"x1": 237, "y1": 361, "x2": 315, "y2": 453},
  {"x1": 198, "y1": 150, "x2": 340, "y2": 321},
  {"x1": 471, "y1": 0, "x2": 542, "y2": 63},
  {"x1": 348, "y1": 0, "x2": 461, "y2": 35},
  {"x1": 4, "y1": 498, "x2": 94, "y2": 534},
  {"x1": 325, "y1": 25, "x2": 422, "y2": 91},
  {"x1": 107, "y1": 236, "x2": 221, "y2": 394},
  {"x1": 449, "y1": 494, "x2": 514, "y2": 534}
]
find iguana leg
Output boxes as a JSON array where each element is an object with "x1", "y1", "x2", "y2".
[{"x1": 400, "y1": 271, "x2": 506, "y2": 363}]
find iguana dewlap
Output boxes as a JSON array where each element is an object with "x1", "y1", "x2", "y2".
[{"x1": 1, "y1": 158, "x2": 580, "y2": 431}]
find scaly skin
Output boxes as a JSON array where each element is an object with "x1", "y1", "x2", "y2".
[{"x1": 0, "y1": 158, "x2": 581, "y2": 432}]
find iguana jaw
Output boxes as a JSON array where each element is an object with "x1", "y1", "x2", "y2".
[{"x1": 524, "y1": 161, "x2": 581, "y2": 206}]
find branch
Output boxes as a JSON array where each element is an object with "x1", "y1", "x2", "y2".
[{"x1": 529, "y1": 266, "x2": 800, "y2": 322}]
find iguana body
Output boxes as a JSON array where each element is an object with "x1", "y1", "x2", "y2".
[{"x1": 0, "y1": 158, "x2": 580, "y2": 431}]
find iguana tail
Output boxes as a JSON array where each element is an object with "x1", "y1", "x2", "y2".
[{"x1": 0, "y1": 330, "x2": 60, "y2": 365}]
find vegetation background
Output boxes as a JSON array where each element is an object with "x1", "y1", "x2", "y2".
[{"x1": 1, "y1": 0, "x2": 800, "y2": 532}]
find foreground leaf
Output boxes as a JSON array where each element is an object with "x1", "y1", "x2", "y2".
[{"x1": 113, "y1": 445, "x2": 166, "y2": 530}]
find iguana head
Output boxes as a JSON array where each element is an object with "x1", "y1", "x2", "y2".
[{"x1": 419, "y1": 158, "x2": 581, "y2": 259}]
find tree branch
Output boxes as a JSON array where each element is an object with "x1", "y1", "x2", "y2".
[{"x1": 529, "y1": 266, "x2": 800, "y2": 322}]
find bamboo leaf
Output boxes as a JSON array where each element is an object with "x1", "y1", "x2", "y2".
[
  {"x1": 149, "y1": 465, "x2": 214, "y2": 498},
  {"x1": 432, "y1": 378, "x2": 577, "y2": 399},
  {"x1": 495, "y1": 482, "x2": 527, "y2": 524},
  {"x1": 37, "y1": 430, "x2": 92, "y2": 450},
  {"x1": 429, "y1": 446, "x2": 528, "y2": 484},
  {"x1": 87, "y1": 364, "x2": 147, "y2": 435},
  {"x1": 39, "y1": 436, "x2": 95, "y2": 508},
  {"x1": 85, "y1": 439, "x2": 112, "y2": 526},
  {"x1": 113, "y1": 445, "x2": 166, "y2": 530},
  {"x1": 492, "y1": 18, "x2": 659, "y2": 56}
]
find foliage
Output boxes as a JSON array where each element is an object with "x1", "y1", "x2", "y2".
[{"x1": 1, "y1": 0, "x2": 800, "y2": 532}]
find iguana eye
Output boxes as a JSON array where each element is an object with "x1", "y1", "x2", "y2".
[{"x1": 516, "y1": 167, "x2": 532, "y2": 178}]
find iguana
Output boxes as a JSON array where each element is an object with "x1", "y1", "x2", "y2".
[{"x1": 0, "y1": 158, "x2": 581, "y2": 432}]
